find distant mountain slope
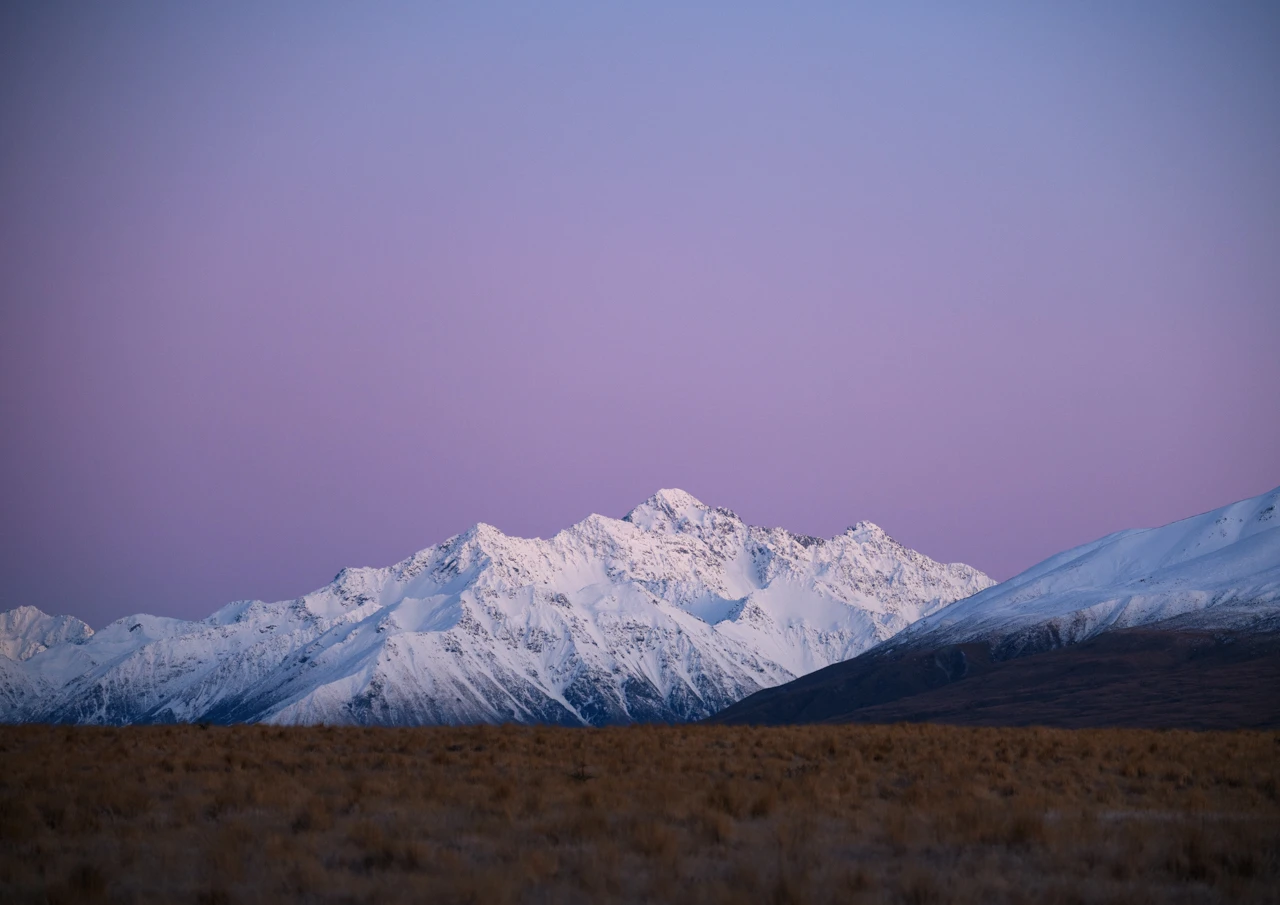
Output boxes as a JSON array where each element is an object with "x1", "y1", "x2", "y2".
[
  {"x1": 0, "y1": 489, "x2": 991, "y2": 726},
  {"x1": 901, "y1": 484, "x2": 1280, "y2": 654},
  {"x1": 712, "y1": 485, "x2": 1280, "y2": 728}
]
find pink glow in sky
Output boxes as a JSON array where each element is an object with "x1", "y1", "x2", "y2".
[{"x1": 2, "y1": 2, "x2": 1278, "y2": 625}]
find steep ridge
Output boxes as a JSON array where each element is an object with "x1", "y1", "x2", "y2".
[
  {"x1": 712, "y1": 485, "x2": 1280, "y2": 728},
  {"x1": 0, "y1": 490, "x2": 991, "y2": 726}
]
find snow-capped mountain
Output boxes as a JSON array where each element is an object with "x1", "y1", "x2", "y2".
[
  {"x1": 712, "y1": 484, "x2": 1280, "y2": 728},
  {"x1": 0, "y1": 489, "x2": 992, "y2": 726},
  {"x1": 892, "y1": 483, "x2": 1280, "y2": 656}
]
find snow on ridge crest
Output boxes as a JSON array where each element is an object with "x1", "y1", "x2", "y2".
[
  {"x1": 623, "y1": 487, "x2": 714, "y2": 530},
  {"x1": 846, "y1": 521, "x2": 889, "y2": 540}
]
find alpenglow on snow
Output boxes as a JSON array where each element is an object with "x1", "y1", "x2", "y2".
[{"x1": 0, "y1": 490, "x2": 992, "y2": 726}]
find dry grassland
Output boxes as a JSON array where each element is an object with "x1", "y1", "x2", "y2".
[{"x1": 1, "y1": 723, "x2": 1277, "y2": 904}]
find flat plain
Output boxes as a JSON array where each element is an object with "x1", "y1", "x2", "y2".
[{"x1": 1, "y1": 723, "x2": 1277, "y2": 904}]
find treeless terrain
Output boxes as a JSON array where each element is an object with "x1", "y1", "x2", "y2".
[
  {"x1": 712, "y1": 629, "x2": 1280, "y2": 730},
  {"x1": 1, "y1": 723, "x2": 1276, "y2": 904}
]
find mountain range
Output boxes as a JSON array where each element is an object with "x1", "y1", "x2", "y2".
[
  {"x1": 7, "y1": 485, "x2": 1276, "y2": 730},
  {"x1": 0, "y1": 489, "x2": 992, "y2": 726}
]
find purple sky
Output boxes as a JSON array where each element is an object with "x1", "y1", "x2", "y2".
[{"x1": 2, "y1": 2, "x2": 1278, "y2": 627}]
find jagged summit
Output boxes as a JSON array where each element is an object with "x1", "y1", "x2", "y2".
[
  {"x1": 623, "y1": 488, "x2": 714, "y2": 529},
  {"x1": 420, "y1": 490, "x2": 882, "y2": 552},
  {"x1": 647, "y1": 487, "x2": 708, "y2": 510},
  {"x1": 0, "y1": 491, "x2": 994, "y2": 727}
]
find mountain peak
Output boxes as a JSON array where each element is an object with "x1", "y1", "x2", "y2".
[
  {"x1": 0, "y1": 606, "x2": 94, "y2": 661},
  {"x1": 648, "y1": 488, "x2": 708, "y2": 510},
  {"x1": 461, "y1": 521, "x2": 504, "y2": 540},
  {"x1": 623, "y1": 488, "x2": 711, "y2": 529}
]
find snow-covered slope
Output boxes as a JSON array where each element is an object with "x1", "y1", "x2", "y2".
[
  {"x1": 0, "y1": 489, "x2": 992, "y2": 726},
  {"x1": 894, "y1": 485, "x2": 1280, "y2": 657}
]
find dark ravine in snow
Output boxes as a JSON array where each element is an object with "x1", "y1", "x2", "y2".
[
  {"x1": 0, "y1": 489, "x2": 993, "y2": 726},
  {"x1": 712, "y1": 485, "x2": 1280, "y2": 729}
]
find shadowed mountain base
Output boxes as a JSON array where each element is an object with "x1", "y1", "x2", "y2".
[{"x1": 710, "y1": 628, "x2": 1280, "y2": 730}]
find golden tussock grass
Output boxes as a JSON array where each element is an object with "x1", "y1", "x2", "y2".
[{"x1": 0, "y1": 723, "x2": 1276, "y2": 904}]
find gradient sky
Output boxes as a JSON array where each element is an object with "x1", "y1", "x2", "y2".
[{"x1": 2, "y1": 2, "x2": 1278, "y2": 627}]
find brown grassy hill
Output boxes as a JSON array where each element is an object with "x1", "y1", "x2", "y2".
[{"x1": 710, "y1": 629, "x2": 1280, "y2": 730}]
